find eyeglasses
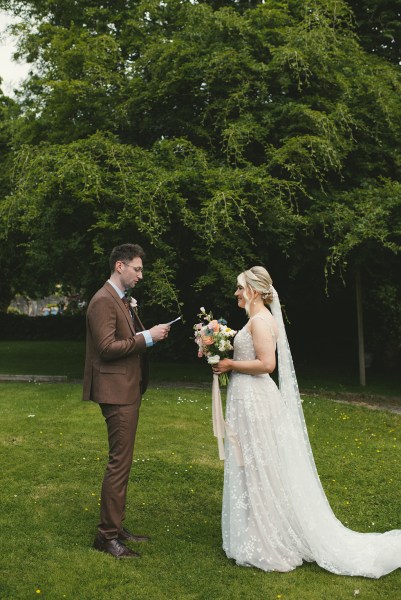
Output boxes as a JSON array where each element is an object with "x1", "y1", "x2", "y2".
[{"x1": 122, "y1": 262, "x2": 144, "y2": 273}]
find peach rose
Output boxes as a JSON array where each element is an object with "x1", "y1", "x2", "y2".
[{"x1": 208, "y1": 320, "x2": 219, "y2": 332}]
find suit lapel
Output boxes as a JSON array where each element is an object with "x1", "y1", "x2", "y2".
[
  {"x1": 104, "y1": 282, "x2": 136, "y2": 334},
  {"x1": 132, "y1": 308, "x2": 144, "y2": 332}
]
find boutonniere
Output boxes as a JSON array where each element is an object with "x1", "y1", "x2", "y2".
[{"x1": 125, "y1": 289, "x2": 138, "y2": 309}]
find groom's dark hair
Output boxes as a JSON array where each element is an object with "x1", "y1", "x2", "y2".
[{"x1": 109, "y1": 243, "x2": 145, "y2": 272}]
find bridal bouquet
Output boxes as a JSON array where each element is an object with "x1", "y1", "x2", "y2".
[{"x1": 193, "y1": 307, "x2": 237, "y2": 386}]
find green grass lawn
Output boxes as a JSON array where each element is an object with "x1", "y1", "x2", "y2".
[{"x1": 1, "y1": 382, "x2": 401, "y2": 599}]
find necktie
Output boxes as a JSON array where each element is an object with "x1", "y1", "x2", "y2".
[
  {"x1": 122, "y1": 297, "x2": 141, "y2": 332},
  {"x1": 122, "y1": 297, "x2": 133, "y2": 316}
]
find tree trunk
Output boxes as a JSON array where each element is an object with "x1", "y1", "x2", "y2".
[{"x1": 355, "y1": 269, "x2": 366, "y2": 386}]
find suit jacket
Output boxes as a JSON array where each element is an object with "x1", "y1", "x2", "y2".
[{"x1": 82, "y1": 281, "x2": 149, "y2": 405}]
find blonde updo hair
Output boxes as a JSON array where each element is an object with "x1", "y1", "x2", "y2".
[{"x1": 237, "y1": 266, "x2": 273, "y2": 313}]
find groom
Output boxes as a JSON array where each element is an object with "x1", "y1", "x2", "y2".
[{"x1": 83, "y1": 243, "x2": 171, "y2": 558}]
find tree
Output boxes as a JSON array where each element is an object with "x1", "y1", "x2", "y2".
[
  {"x1": 0, "y1": 0, "x2": 400, "y2": 370},
  {"x1": 0, "y1": 91, "x2": 25, "y2": 310},
  {"x1": 322, "y1": 180, "x2": 401, "y2": 379}
]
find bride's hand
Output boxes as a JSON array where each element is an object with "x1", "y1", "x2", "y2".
[{"x1": 212, "y1": 358, "x2": 233, "y2": 375}]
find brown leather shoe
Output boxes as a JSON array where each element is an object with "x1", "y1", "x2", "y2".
[
  {"x1": 118, "y1": 528, "x2": 151, "y2": 543},
  {"x1": 93, "y1": 534, "x2": 140, "y2": 558}
]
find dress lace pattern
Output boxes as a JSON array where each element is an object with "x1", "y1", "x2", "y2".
[{"x1": 222, "y1": 312, "x2": 401, "y2": 578}]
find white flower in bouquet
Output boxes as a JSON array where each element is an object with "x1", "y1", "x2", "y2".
[
  {"x1": 207, "y1": 355, "x2": 221, "y2": 365},
  {"x1": 218, "y1": 339, "x2": 229, "y2": 352}
]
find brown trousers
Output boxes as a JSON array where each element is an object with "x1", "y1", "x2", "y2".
[{"x1": 98, "y1": 403, "x2": 140, "y2": 539}]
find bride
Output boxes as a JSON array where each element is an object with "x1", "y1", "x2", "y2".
[{"x1": 212, "y1": 266, "x2": 401, "y2": 578}]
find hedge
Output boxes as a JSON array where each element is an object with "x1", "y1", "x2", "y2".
[{"x1": 0, "y1": 314, "x2": 86, "y2": 341}]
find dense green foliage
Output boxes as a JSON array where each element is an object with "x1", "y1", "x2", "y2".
[{"x1": 0, "y1": 0, "x2": 400, "y2": 367}]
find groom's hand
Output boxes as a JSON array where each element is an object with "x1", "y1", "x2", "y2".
[{"x1": 149, "y1": 323, "x2": 171, "y2": 342}]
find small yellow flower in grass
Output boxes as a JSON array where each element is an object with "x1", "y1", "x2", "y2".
[{"x1": 35, "y1": 588, "x2": 41, "y2": 595}]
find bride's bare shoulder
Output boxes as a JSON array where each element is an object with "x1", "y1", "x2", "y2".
[{"x1": 249, "y1": 311, "x2": 278, "y2": 339}]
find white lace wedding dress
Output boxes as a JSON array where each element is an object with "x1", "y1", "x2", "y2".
[{"x1": 222, "y1": 304, "x2": 401, "y2": 578}]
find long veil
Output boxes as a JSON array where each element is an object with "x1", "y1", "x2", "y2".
[
  {"x1": 269, "y1": 287, "x2": 401, "y2": 578},
  {"x1": 270, "y1": 288, "x2": 324, "y2": 488}
]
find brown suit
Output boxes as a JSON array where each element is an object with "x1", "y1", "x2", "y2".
[
  {"x1": 83, "y1": 281, "x2": 149, "y2": 539},
  {"x1": 83, "y1": 281, "x2": 148, "y2": 403}
]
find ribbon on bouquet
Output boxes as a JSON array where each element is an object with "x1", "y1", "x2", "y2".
[
  {"x1": 212, "y1": 374, "x2": 225, "y2": 460},
  {"x1": 212, "y1": 374, "x2": 244, "y2": 467}
]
